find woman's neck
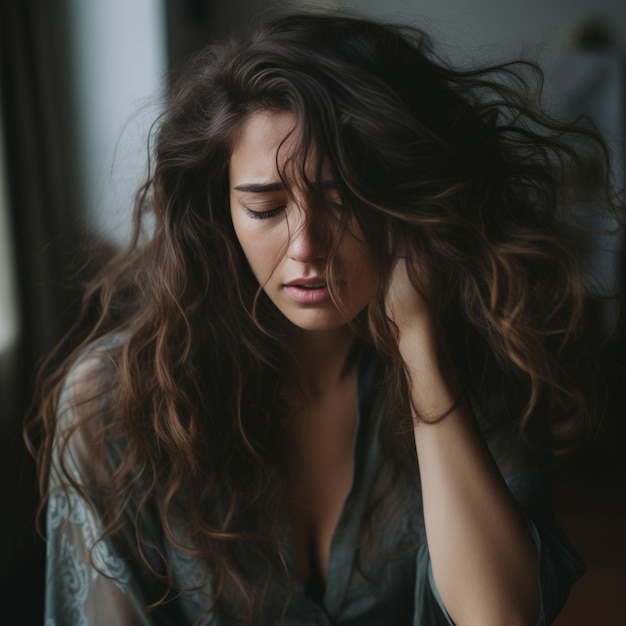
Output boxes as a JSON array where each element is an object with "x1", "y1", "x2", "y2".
[{"x1": 287, "y1": 325, "x2": 359, "y2": 398}]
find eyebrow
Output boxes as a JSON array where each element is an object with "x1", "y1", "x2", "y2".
[
  {"x1": 232, "y1": 182, "x2": 285, "y2": 193},
  {"x1": 232, "y1": 180, "x2": 338, "y2": 193}
]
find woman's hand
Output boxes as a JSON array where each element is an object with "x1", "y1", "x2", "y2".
[
  {"x1": 385, "y1": 254, "x2": 434, "y2": 340},
  {"x1": 388, "y1": 257, "x2": 539, "y2": 626},
  {"x1": 385, "y1": 253, "x2": 463, "y2": 420}
]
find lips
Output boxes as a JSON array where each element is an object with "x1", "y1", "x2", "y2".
[
  {"x1": 292, "y1": 282, "x2": 326, "y2": 289},
  {"x1": 283, "y1": 278, "x2": 331, "y2": 304},
  {"x1": 285, "y1": 277, "x2": 327, "y2": 287}
]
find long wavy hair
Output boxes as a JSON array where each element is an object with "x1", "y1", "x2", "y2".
[{"x1": 28, "y1": 11, "x2": 619, "y2": 623}]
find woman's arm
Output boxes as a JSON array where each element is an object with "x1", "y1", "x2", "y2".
[
  {"x1": 46, "y1": 354, "x2": 155, "y2": 626},
  {"x1": 388, "y1": 260, "x2": 540, "y2": 626},
  {"x1": 44, "y1": 348, "x2": 210, "y2": 626}
]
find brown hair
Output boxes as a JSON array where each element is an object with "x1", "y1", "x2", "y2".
[{"x1": 27, "y1": 12, "x2": 620, "y2": 622}]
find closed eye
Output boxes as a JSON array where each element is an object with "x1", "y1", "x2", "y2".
[{"x1": 244, "y1": 206, "x2": 285, "y2": 220}]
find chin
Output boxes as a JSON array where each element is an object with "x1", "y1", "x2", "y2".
[{"x1": 285, "y1": 313, "x2": 351, "y2": 333}]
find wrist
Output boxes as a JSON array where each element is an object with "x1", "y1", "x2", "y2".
[
  {"x1": 396, "y1": 322, "x2": 463, "y2": 420},
  {"x1": 396, "y1": 319, "x2": 450, "y2": 375}
]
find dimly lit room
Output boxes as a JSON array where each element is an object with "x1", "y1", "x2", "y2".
[{"x1": 1, "y1": 1, "x2": 624, "y2": 624}]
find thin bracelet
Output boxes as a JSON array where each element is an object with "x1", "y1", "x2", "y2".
[{"x1": 421, "y1": 387, "x2": 467, "y2": 424}]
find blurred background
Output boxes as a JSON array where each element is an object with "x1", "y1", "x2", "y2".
[{"x1": 1, "y1": 0, "x2": 624, "y2": 624}]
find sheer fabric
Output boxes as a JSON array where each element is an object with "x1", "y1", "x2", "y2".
[{"x1": 45, "y1": 343, "x2": 585, "y2": 625}]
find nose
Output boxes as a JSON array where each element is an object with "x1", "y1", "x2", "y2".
[{"x1": 286, "y1": 205, "x2": 327, "y2": 264}]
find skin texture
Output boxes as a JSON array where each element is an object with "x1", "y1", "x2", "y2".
[
  {"x1": 388, "y1": 258, "x2": 540, "y2": 626},
  {"x1": 229, "y1": 111, "x2": 376, "y2": 587},
  {"x1": 229, "y1": 111, "x2": 377, "y2": 334},
  {"x1": 229, "y1": 110, "x2": 540, "y2": 624}
]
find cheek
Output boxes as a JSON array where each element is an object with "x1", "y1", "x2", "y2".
[
  {"x1": 234, "y1": 223, "x2": 286, "y2": 284},
  {"x1": 358, "y1": 253, "x2": 378, "y2": 297},
  {"x1": 341, "y1": 240, "x2": 377, "y2": 298},
  {"x1": 346, "y1": 233, "x2": 375, "y2": 272}
]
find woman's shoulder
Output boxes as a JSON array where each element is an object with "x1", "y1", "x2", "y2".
[
  {"x1": 59, "y1": 333, "x2": 125, "y2": 413},
  {"x1": 52, "y1": 333, "x2": 127, "y2": 480}
]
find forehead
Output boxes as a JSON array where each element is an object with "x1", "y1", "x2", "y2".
[{"x1": 229, "y1": 110, "x2": 323, "y2": 188}]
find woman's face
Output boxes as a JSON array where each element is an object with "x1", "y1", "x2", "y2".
[{"x1": 229, "y1": 110, "x2": 376, "y2": 332}]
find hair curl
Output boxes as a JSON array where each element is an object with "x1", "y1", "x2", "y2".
[{"x1": 27, "y1": 11, "x2": 621, "y2": 622}]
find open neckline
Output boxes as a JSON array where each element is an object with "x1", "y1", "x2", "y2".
[{"x1": 283, "y1": 346, "x2": 383, "y2": 608}]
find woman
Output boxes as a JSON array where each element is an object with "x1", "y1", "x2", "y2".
[{"x1": 31, "y1": 12, "x2": 614, "y2": 626}]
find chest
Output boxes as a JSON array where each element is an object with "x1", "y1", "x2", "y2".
[{"x1": 285, "y1": 381, "x2": 359, "y2": 595}]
